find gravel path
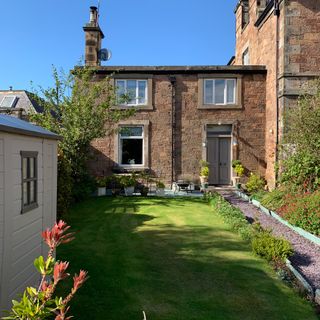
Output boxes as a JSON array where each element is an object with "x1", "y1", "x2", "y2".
[{"x1": 219, "y1": 191, "x2": 320, "y2": 290}]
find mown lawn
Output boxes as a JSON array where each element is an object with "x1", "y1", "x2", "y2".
[{"x1": 57, "y1": 197, "x2": 318, "y2": 320}]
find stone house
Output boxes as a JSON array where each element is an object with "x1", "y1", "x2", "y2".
[
  {"x1": 84, "y1": 7, "x2": 267, "y2": 186},
  {"x1": 84, "y1": 1, "x2": 320, "y2": 187},
  {"x1": 0, "y1": 89, "x2": 43, "y2": 119},
  {"x1": 233, "y1": 0, "x2": 320, "y2": 187}
]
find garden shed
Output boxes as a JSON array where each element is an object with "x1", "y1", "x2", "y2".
[{"x1": 0, "y1": 115, "x2": 60, "y2": 314}]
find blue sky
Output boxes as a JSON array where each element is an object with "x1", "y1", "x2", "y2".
[{"x1": 0, "y1": 0, "x2": 238, "y2": 90}]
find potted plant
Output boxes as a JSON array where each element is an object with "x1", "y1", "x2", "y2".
[
  {"x1": 232, "y1": 160, "x2": 244, "y2": 189},
  {"x1": 156, "y1": 181, "x2": 165, "y2": 196},
  {"x1": 199, "y1": 160, "x2": 209, "y2": 190},
  {"x1": 96, "y1": 177, "x2": 106, "y2": 196},
  {"x1": 137, "y1": 172, "x2": 153, "y2": 196},
  {"x1": 121, "y1": 174, "x2": 137, "y2": 196},
  {"x1": 105, "y1": 176, "x2": 114, "y2": 196}
]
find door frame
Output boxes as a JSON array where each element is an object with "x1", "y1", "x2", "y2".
[{"x1": 202, "y1": 122, "x2": 235, "y2": 185}]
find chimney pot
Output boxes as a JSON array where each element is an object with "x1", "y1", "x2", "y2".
[{"x1": 90, "y1": 6, "x2": 98, "y2": 25}]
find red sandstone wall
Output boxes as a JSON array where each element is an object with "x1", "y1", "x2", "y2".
[{"x1": 88, "y1": 73, "x2": 266, "y2": 185}]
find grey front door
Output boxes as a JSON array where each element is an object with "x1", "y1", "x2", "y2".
[{"x1": 207, "y1": 137, "x2": 231, "y2": 185}]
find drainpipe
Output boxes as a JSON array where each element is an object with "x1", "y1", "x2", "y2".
[
  {"x1": 169, "y1": 75, "x2": 176, "y2": 187},
  {"x1": 274, "y1": 0, "x2": 280, "y2": 186}
]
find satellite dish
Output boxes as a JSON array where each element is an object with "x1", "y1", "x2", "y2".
[{"x1": 99, "y1": 48, "x2": 112, "y2": 61}]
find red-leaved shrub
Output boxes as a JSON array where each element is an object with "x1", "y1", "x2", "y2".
[{"x1": 278, "y1": 191, "x2": 320, "y2": 236}]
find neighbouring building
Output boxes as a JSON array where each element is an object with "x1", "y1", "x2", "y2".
[
  {"x1": 233, "y1": 0, "x2": 320, "y2": 187},
  {"x1": 0, "y1": 89, "x2": 43, "y2": 119},
  {"x1": 83, "y1": 1, "x2": 320, "y2": 187},
  {"x1": 0, "y1": 115, "x2": 59, "y2": 314}
]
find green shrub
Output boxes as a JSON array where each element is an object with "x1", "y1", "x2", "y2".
[
  {"x1": 120, "y1": 174, "x2": 137, "y2": 187},
  {"x1": 245, "y1": 173, "x2": 265, "y2": 194},
  {"x1": 72, "y1": 173, "x2": 96, "y2": 202},
  {"x1": 232, "y1": 159, "x2": 242, "y2": 168},
  {"x1": 200, "y1": 166, "x2": 209, "y2": 177},
  {"x1": 96, "y1": 176, "x2": 107, "y2": 187},
  {"x1": 209, "y1": 193, "x2": 294, "y2": 263},
  {"x1": 251, "y1": 190, "x2": 267, "y2": 202},
  {"x1": 156, "y1": 181, "x2": 165, "y2": 189},
  {"x1": 278, "y1": 191, "x2": 320, "y2": 236},
  {"x1": 260, "y1": 188, "x2": 286, "y2": 211},
  {"x1": 209, "y1": 193, "x2": 253, "y2": 241},
  {"x1": 252, "y1": 230, "x2": 293, "y2": 262},
  {"x1": 234, "y1": 164, "x2": 245, "y2": 177}
]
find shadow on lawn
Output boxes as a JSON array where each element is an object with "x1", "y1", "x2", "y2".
[{"x1": 58, "y1": 197, "x2": 318, "y2": 320}]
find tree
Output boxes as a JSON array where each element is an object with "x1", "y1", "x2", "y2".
[
  {"x1": 30, "y1": 66, "x2": 134, "y2": 214},
  {"x1": 280, "y1": 79, "x2": 320, "y2": 191}
]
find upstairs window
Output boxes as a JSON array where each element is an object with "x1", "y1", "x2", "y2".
[
  {"x1": 204, "y1": 79, "x2": 236, "y2": 105},
  {"x1": 242, "y1": 0, "x2": 250, "y2": 29},
  {"x1": 0, "y1": 96, "x2": 17, "y2": 108},
  {"x1": 242, "y1": 48, "x2": 250, "y2": 65},
  {"x1": 116, "y1": 80, "x2": 147, "y2": 106},
  {"x1": 119, "y1": 126, "x2": 144, "y2": 166},
  {"x1": 21, "y1": 151, "x2": 38, "y2": 213},
  {"x1": 257, "y1": 0, "x2": 273, "y2": 16}
]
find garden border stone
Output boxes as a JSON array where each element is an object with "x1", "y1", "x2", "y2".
[
  {"x1": 235, "y1": 190, "x2": 320, "y2": 246},
  {"x1": 232, "y1": 190, "x2": 320, "y2": 303},
  {"x1": 285, "y1": 259, "x2": 314, "y2": 297}
]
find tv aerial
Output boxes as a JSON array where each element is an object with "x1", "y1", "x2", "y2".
[{"x1": 99, "y1": 48, "x2": 112, "y2": 62}]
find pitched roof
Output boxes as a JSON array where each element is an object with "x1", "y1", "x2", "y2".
[
  {"x1": 0, "y1": 90, "x2": 43, "y2": 113},
  {"x1": 0, "y1": 114, "x2": 61, "y2": 140}
]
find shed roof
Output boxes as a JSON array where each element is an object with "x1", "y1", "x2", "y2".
[{"x1": 0, "y1": 115, "x2": 61, "y2": 140}]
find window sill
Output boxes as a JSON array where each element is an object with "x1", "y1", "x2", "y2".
[
  {"x1": 112, "y1": 166, "x2": 149, "y2": 173},
  {"x1": 112, "y1": 104, "x2": 154, "y2": 111},
  {"x1": 198, "y1": 104, "x2": 243, "y2": 110},
  {"x1": 21, "y1": 203, "x2": 39, "y2": 214}
]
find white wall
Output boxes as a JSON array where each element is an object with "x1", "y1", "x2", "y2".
[{"x1": 0, "y1": 133, "x2": 57, "y2": 314}]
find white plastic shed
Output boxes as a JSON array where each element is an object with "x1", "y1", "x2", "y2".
[{"x1": 0, "y1": 115, "x2": 60, "y2": 314}]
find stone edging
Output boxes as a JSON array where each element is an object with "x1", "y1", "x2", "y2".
[
  {"x1": 234, "y1": 190, "x2": 320, "y2": 246},
  {"x1": 285, "y1": 259, "x2": 314, "y2": 296},
  {"x1": 234, "y1": 190, "x2": 320, "y2": 304}
]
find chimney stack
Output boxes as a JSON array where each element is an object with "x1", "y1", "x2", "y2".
[{"x1": 83, "y1": 6, "x2": 105, "y2": 66}]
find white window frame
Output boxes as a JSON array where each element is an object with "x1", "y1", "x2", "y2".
[
  {"x1": 0, "y1": 95, "x2": 17, "y2": 108},
  {"x1": 119, "y1": 126, "x2": 144, "y2": 167},
  {"x1": 242, "y1": 48, "x2": 250, "y2": 65},
  {"x1": 116, "y1": 80, "x2": 148, "y2": 106},
  {"x1": 203, "y1": 79, "x2": 237, "y2": 105}
]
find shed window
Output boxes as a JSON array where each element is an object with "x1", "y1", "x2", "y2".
[{"x1": 21, "y1": 151, "x2": 38, "y2": 213}]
